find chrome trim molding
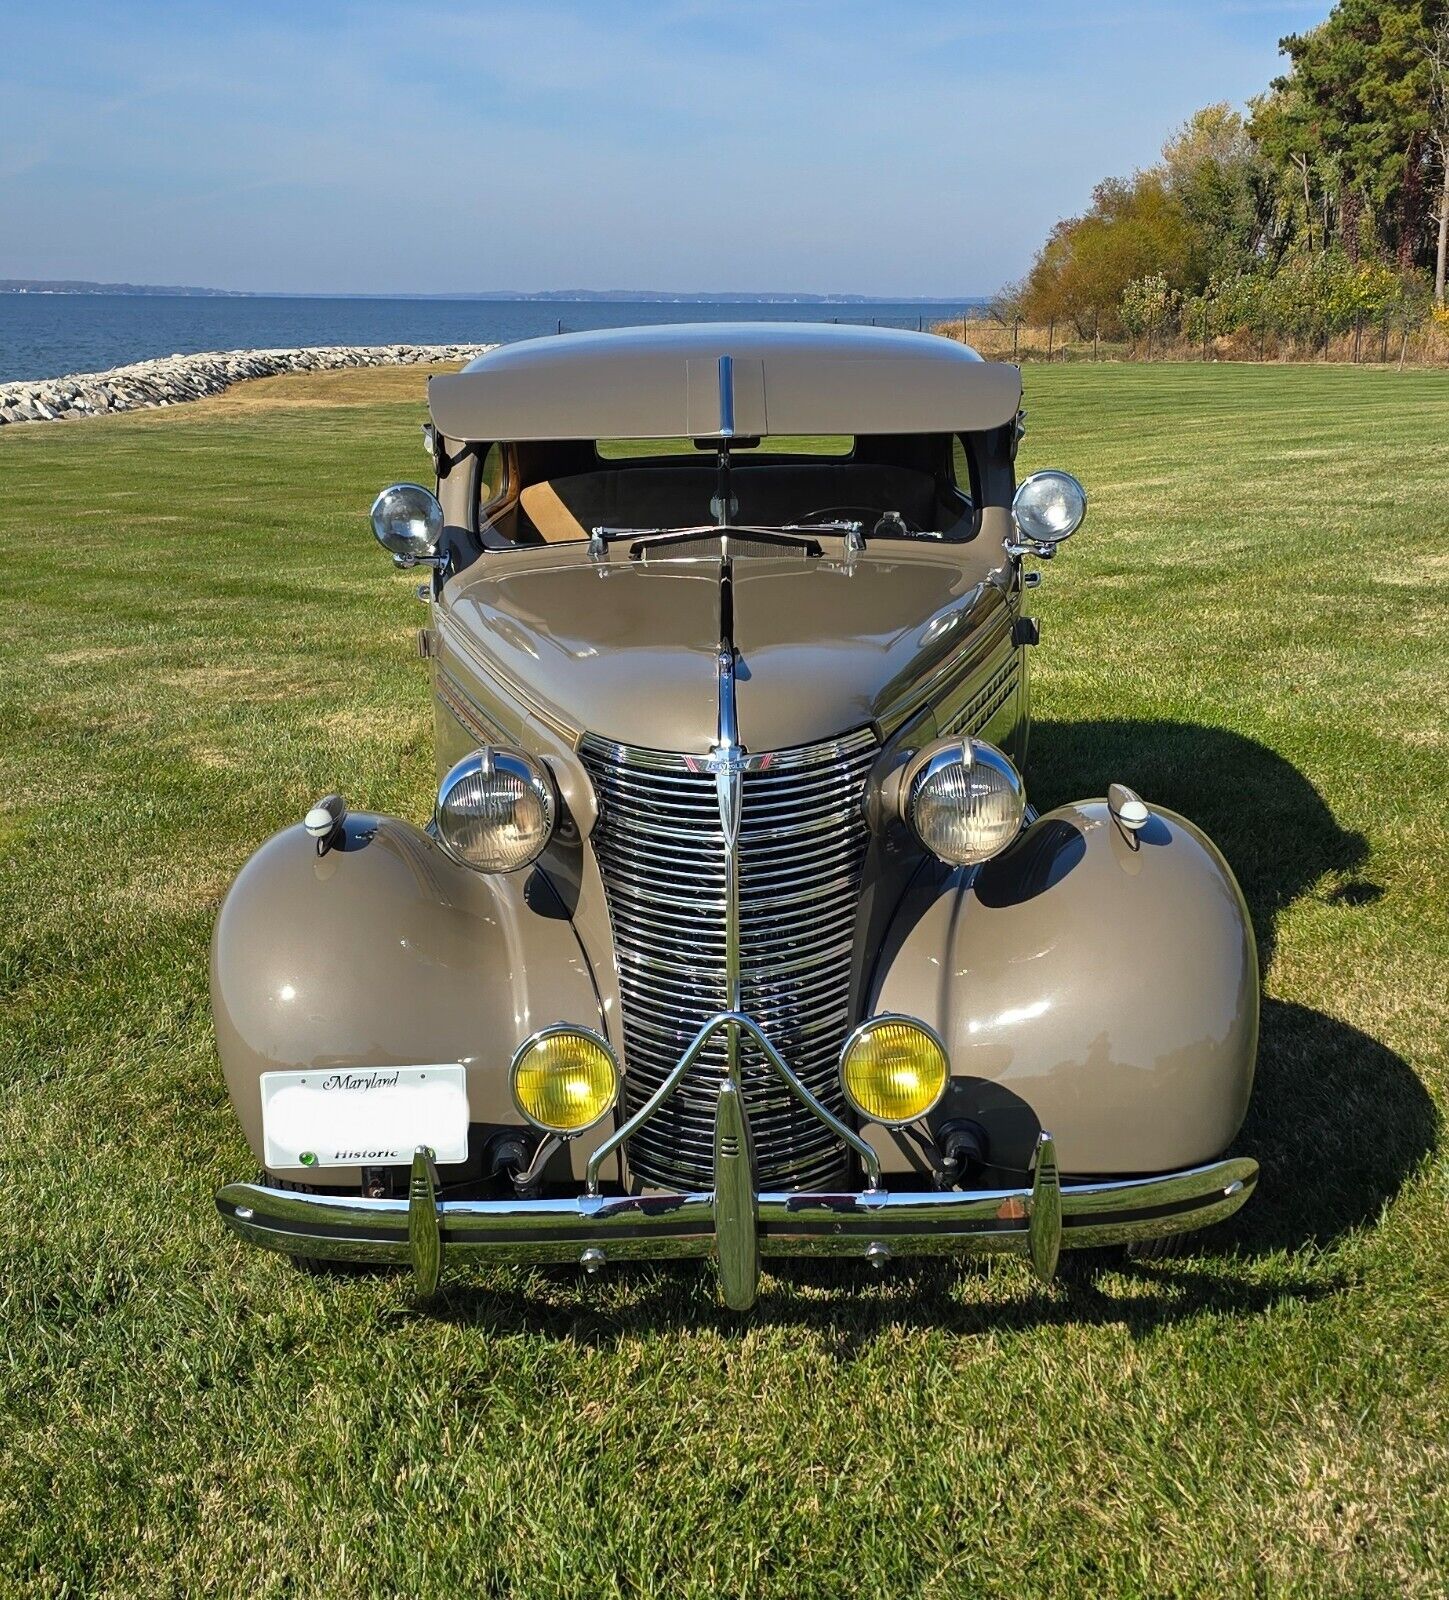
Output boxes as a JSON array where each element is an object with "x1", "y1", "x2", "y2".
[
  {"x1": 709, "y1": 643, "x2": 745, "y2": 1076},
  {"x1": 217, "y1": 1154, "x2": 1260, "y2": 1303},
  {"x1": 937, "y1": 648, "x2": 1019, "y2": 740},
  {"x1": 434, "y1": 612, "x2": 578, "y2": 743},
  {"x1": 435, "y1": 665, "x2": 514, "y2": 747},
  {"x1": 717, "y1": 353, "x2": 736, "y2": 439},
  {"x1": 876, "y1": 597, "x2": 1014, "y2": 737}
]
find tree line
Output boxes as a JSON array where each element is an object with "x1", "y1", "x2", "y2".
[{"x1": 1001, "y1": 0, "x2": 1449, "y2": 355}]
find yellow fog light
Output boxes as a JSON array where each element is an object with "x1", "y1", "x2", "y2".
[
  {"x1": 839, "y1": 1016, "x2": 949, "y2": 1127},
  {"x1": 510, "y1": 1026, "x2": 620, "y2": 1135}
]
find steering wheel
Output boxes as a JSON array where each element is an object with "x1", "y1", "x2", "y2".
[{"x1": 800, "y1": 505, "x2": 922, "y2": 536}]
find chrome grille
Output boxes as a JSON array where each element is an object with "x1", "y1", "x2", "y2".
[{"x1": 581, "y1": 728, "x2": 878, "y2": 1190}]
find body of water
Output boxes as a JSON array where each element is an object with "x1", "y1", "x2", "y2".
[{"x1": 0, "y1": 295, "x2": 983, "y2": 384}]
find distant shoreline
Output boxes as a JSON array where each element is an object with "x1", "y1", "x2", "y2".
[
  {"x1": 1, "y1": 279, "x2": 989, "y2": 306},
  {"x1": 0, "y1": 343, "x2": 493, "y2": 427}
]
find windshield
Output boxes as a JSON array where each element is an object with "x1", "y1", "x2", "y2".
[{"x1": 478, "y1": 433, "x2": 976, "y2": 549}]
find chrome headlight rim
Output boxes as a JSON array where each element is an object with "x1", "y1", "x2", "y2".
[
  {"x1": 434, "y1": 745, "x2": 558, "y2": 874},
  {"x1": 901, "y1": 735, "x2": 1027, "y2": 867},
  {"x1": 1012, "y1": 469, "x2": 1088, "y2": 547},
  {"x1": 838, "y1": 1012, "x2": 951, "y2": 1128},
  {"x1": 508, "y1": 1023, "x2": 621, "y2": 1136}
]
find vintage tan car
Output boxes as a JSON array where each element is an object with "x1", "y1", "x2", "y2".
[{"x1": 213, "y1": 324, "x2": 1258, "y2": 1308}]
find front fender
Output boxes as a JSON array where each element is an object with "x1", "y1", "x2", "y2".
[
  {"x1": 211, "y1": 813, "x2": 603, "y2": 1184},
  {"x1": 870, "y1": 801, "x2": 1258, "y2": 1176}
]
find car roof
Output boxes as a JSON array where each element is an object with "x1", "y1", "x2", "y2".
[{"x1": 427, "y1": 321, "x2": 1022, "y2": 443}]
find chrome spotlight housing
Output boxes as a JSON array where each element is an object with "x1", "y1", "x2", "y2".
[
  {"x1": 903, "y1": 737, "x2": 1027, "y2": 866},
  {"x1": 370, "y1": 482, "x2": 444, "y2": 566},
  {"x1": 1011, "y1": 470, "x2": 1087, "y2": 553},
  {"x1": 435, "y1": 747, "x2": 557, "y2": 873}
]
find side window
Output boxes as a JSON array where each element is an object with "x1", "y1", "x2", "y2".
[
  {"x1": 479, "y1": 443, "x2": 508, "y2": 512},
  {"x1": 950, "y1": 434, "x2": 977, "y2": 506}
]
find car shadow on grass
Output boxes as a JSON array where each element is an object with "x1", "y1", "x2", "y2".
[
  {"x1": 1028, "y1": 716, "x2": 1380, "y2": 975},
  {"x1": 410, "y1": 1256, "x2": 1346, "y2": 1347},
  {"x1": 413, "y1": 719, "x2": 1436, "y2": 1334}
]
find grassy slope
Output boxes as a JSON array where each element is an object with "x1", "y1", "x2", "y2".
[{"x1": 1, "y1": 363, "x2": 1445, "y2": 1598}]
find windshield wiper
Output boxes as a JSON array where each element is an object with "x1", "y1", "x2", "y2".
[{"x1": 587, "y1": 520, "x2": 863, "y2": 561}]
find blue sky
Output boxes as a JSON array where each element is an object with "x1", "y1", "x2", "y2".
[{"x1": 0, "y1": 1, "x2": 1328, "y2": 297}]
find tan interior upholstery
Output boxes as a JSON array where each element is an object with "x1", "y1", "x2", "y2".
[
  {"x1": 518, "y1": 464, "x2": 940, "y2": 544},
  {"x1": 519, "y1": 480, "x2": 594, "y2": 543}
]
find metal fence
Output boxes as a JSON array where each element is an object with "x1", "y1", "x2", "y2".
[{"x1": 941, "y1": 311, "x2": 1447, "y2": 367}]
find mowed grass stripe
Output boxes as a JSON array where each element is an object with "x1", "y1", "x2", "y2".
[{"x1": 0, "y1": 362, "x2": 1445, "y2": 1598}]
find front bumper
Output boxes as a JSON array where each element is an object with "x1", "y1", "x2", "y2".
[
  {"x1": 218, "y1": 1010, "x2": 1256, "y2": 1307},
  {"x1": 216, "y1": 1148, "x2": 1258, "y2": 1305}
]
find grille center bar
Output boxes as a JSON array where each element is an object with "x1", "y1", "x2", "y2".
[{"x1": 704, "y1": 571, "x2": 746, "y2": 1077}]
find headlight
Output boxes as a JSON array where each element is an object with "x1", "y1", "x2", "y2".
[
  {"x1": 435, "y1": 747, "x2": 556, "y2": 872},
  {"x1": 510, "y1": 1026, "x2": 620, "y2": 1134},
  {"x1": 370, "y1": 481, "x2": 443, "y2": 563},
  {"x1": 1012, "y1": 470, "x2": 1087, "y2": 546},
  {"x1": 840, "y1": 1015, "x2": 949, "y2": 1127},
  {"x1": 905, "y1": 738, "x2": 1025, "y2": 866}
]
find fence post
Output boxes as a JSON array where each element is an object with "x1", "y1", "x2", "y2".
[
  {"x1": 1093, "y1": 309, "x2": 1100, "y2": 361},
  {"x1": 1380, "y1": 316, "x2": 1391, "y2": 362},
  {"x1": 1353, "y1": 311, "x2": 1363, "y2": 364},
  {"x1": 1012, "y1": 317, "x2": 1020, "y2": 361},
  {"x1": 1258, "y1": 321, "x2": 1266, "y2": 362},
  {"x1": 1047, "y1": 320, "x2": 1055, "y2": 361}
]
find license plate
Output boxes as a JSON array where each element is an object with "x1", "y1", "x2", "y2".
[{"x1": 261, "y1": 1064, "x2": 469, "y2": 1169}]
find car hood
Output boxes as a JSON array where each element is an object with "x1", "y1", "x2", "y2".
[{"x1": 442, "y1": 541, "x2": 1007, "y2": 752}]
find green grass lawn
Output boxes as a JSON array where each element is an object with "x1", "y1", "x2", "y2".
[{"x1": 2, "y1": 362, "x2": 1446, "y2": 1597}]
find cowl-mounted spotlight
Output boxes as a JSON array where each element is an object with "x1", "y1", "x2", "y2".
[{"x1": 1007, "y1": 469, "x2": 1088, "y2": 558}]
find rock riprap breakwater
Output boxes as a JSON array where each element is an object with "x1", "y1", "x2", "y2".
[{"x1": 0, "y1": 343, "x2": 497, "y2": 426}]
